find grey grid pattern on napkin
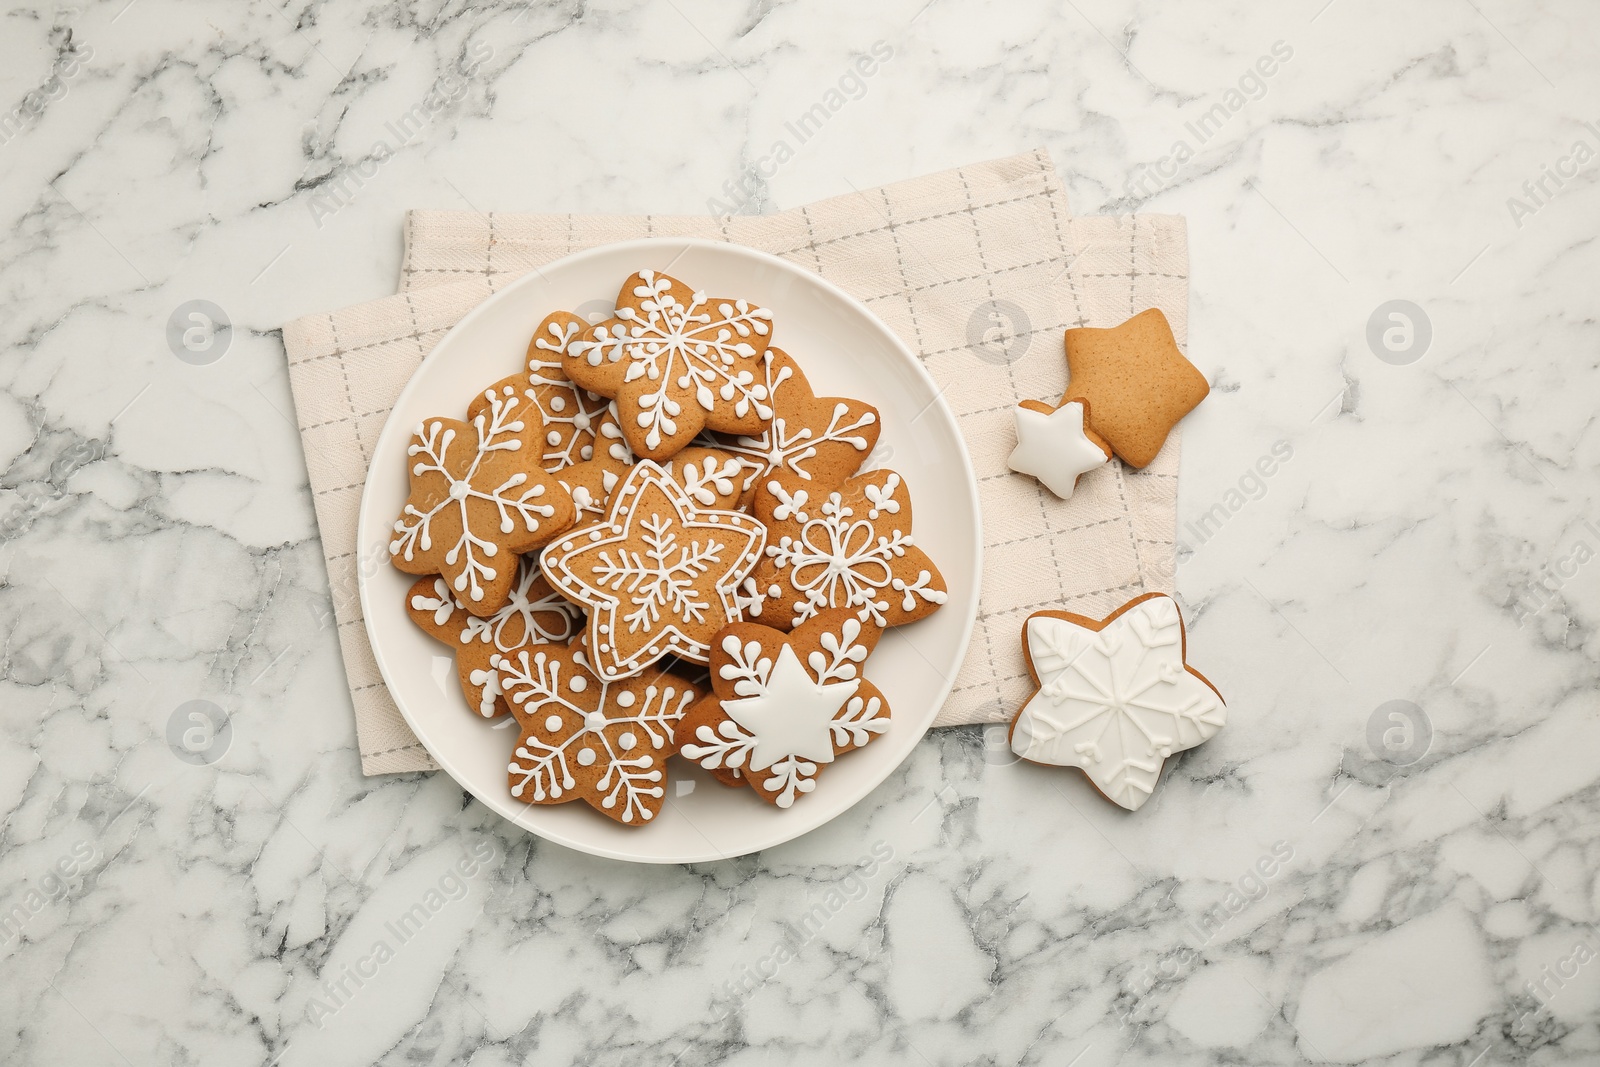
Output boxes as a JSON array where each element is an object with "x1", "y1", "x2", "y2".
[{"x1": 282, "y1": 150, "x2": 1188, "y2": 774}]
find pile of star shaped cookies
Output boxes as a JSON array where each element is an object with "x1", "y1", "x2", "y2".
[{"x1": 390, "y1": 269, "x2": 949, "y2": 825}]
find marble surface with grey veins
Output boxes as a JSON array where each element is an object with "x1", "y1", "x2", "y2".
[{"x1": 2, "y1": 0, "x2": 1598, "y2": 1064}]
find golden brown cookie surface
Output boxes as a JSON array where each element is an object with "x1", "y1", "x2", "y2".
[
  {"x1": 498, "y1": 639, "x2": 701, "y2": 825},
  {"x1": 1060, "y1": 308, "x2": 1209, "y2": 469},
  {"x1": 743, "y1": 467, "x2": 947, "y2": 631}
]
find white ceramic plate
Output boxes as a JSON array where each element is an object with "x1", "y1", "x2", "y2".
[{"x1": 357, "y1": 239, "x2": 980, "y2": 863}]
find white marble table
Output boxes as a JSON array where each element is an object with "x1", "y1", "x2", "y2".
[{"x1": 2, "y1": 1, "x2": 1597, "y2": 1064}]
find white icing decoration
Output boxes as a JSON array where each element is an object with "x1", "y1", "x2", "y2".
[
  {"x1": 568, "y1": 271, "x2": 774, "y2": 451},
  {"x1": 541, "y1": 462, "x2": 767, "y2": 674},
  {"x1": 409, "y1": 578, "x2": 457, "y2": 627},
  {"x1": 499, "y1": 647, "x2": 695, "y2": 823},
  {"x1": 666, "y1": 453, "x2": 744, "y2": 507},
  {"x1": 389, "y1": 390, "x2": 557, "y2": 602},
  {"x1": 681, "y1": 617, "x2": 886, "y2": 808},
  {"x1": 719, "y1": 357, "x2": 876, "y2": 490},
  {"x1": 1006, "y1": 401, "x2": 1109, "y2": 500},
  {"x1": 462, "y1": 556, "x2": 582, "y2": 653},
  {"x1": 762, "y1": 475, "x2": 947, "y2": 627},
  {"x1": 1010, "y1": 595, "x2": 1226, "y2": 812},
  {"x1": 410, "y1": 558, "x2": 582, "y2": 719}
]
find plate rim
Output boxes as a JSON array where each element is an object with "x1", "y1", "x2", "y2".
[{"x1": 356, "y1": 237, "x2": 982, "y2": 863}]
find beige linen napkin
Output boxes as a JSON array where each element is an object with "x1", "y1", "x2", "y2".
[{"x1": 282, "y1": 149, "x2": 1189, "y2": 775}]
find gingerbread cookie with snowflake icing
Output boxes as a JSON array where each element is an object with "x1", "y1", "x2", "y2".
[
  {"x1": 565, "y1": 270, "x2": 775, "y2": 460},
  {"x1": 1008, "y1": 593, "x2": 1226, "y2": 812},
  {"x1": 742, "y1": 468, "x2": 948, "y2": 631},
  {"x1": 496, "y1": 638, "x2": 702, "y2": 824},
  {"x1": 389, "y1": 388, "x2": 577, "y2": 614},
  {"x1": 540, "y1": 460, "x2": 767, "y2": 679},
  {"x1": 405, "y1": 555, "x2": 583, "y2": 718},
  {"x1": 679, "y1": 610, "x2": 891, "y2": 808},
  {"x1": 710, "y1": 348, "x2": 881, "y2": 507},
  {"x1": 468, "y1": 310, "x2": 633, "y2": 474}
]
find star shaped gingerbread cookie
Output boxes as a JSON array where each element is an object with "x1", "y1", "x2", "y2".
[
  {"x1": 539, "y1": 461, "x2": 767, "y2": 678},
  {"x1": 679, "y1": 609, "x2": 890, "y2": 808},
  {"x1": 710, "y1": 347, "x2": 881, "y2": 507},
  {"x1": 1006, "y1": 398, "x2": 1112, "y2": 500},
  {"x1": 495, "y1": 638, "x2": 702, "y2": 825},
  {"x1": 566, "y1": 270, "x2": 776, "y2": 460},
  {"x1": 1059, "y1": 307, "x2": 1209, "y2": 469},
  {"x1": 388, "y1": 387, "x2": 577, "y2": 614},
  {"x1": 1009, "y1": 593, "x2": 1226, "y2": 811}
]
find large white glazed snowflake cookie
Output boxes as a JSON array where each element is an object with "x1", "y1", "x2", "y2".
[{"x1": 1009, "y1": 593, "x2": 1225, "y2": 811}]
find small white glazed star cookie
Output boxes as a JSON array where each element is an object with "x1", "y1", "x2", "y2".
[
  {"x1": 1009, "y1": 593, "x2": 1225, "y2": 811},
  {"x1": 1006, "y1": 399, "x2": 1112, "y2": 501}
]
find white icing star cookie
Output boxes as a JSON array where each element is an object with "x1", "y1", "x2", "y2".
[
  {"x1": 679, "y1": 609, "x2": 890, "y2": 808},
  {"x1": 1009, "y1": 593, "x2": 1225, "y2": 811},
  {"x1": 1007, "y1": 399, "x2": 1112, "y2": 501}
]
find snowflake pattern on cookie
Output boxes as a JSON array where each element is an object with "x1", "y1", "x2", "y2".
[
  {"x1": 712, "y1": 348, "x2": 880, "y2": 506},
  {"x1": 540, "y1": 461, "x2": 767, "y2": 678},
  {"x1": 566, "y1": 270, "x2": 775, "y2": 459},
  {"x1": 679, "y1": 610, "x2": 890, "y2": 808},
  {"x1": 469, "y1": 310, "x2": 632, "y2": 476},
  {"x1": 497, "y1": 639, "x2": 700, "y2": 824},
  {"x1": 389, "y1": 388, "x2": 576, "y2": 614},
  {"x1": 405, "y1": 555, "x2": 583, "y2": 717},
  {"x1": 745, "y1": 468, "x2": 947, "y2": 630},
  {"x1": 1009, "y1": 594, "x2": 1226, "y2": 811}
]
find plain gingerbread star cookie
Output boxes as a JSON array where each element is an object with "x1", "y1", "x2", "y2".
[
  {"x1": 1060, "y1": 308, "x2": 1209, "y2": 469},
  {"x1": 566, "y1": 270, "x2": 776, "y2": 460},
  {"x1": 539, "y1": 460, "x2": 767, "y2": 679},
  {"x1": 388, "y1": 387, "x2": 577, "y2": 615},
  {"x1": 495, "y1": 638, "x2": 702, "y2": 825},
  {"x1": 1009, "y1": 593, "x2": 1226, "y2": 811},
  {"x1": 679, "y1": 609, "x2": 890, "y2": 808}
]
